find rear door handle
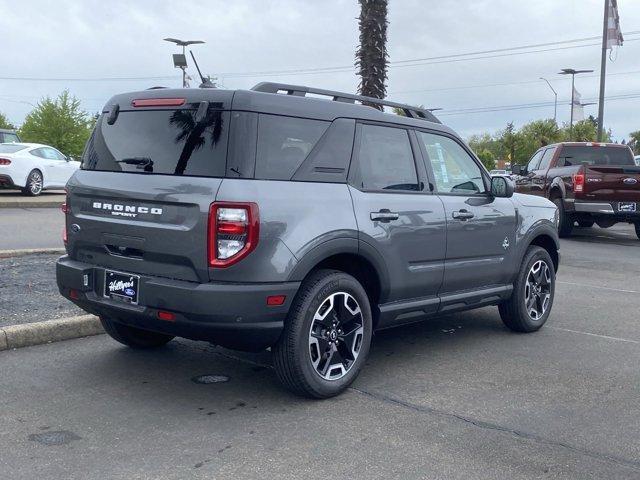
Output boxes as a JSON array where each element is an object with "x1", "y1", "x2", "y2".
[
  {"x1": 370, "y1": 210, "x2": 399, "y2": 222},
  {"x1": 452, "y1": 209, "x2": 474, "y2": 221}
]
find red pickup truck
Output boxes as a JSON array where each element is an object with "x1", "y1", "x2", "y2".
[{"x1": 513, "y1": 142, "x2": 640, "y2": 239}]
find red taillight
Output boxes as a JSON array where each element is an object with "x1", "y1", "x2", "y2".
[
  {"x1": 0, "y1": 158, "x2": 11, "y2": 165},
  {"x1": 69, "y1": 289, "x2": 80, "y2": 300},
  {"x1": 157, "y1": 310, "x2": 176, "y2": 322},
  {"x1": 132, "y1": 98, "x2": 185, "y2": 108},
  {"x1": 573, "y1": 173, "x2": 585, "y2": 193},
  {"x1": 267, "y1": 295, "x2": 286, "y2": 306},
  {"x1": 208, "y1": 202, "x2": 259, "y2": 268}
]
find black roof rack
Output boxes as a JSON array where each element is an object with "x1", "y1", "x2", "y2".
[{"x1": 251, "y1": 82, "x2": 441, "y2": 124}]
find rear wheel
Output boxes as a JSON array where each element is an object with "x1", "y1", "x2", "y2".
[
  {"x1": 100, "y1": 317, "x2": 174, "y2": 348},
  {"x1": 552, "y1": 197, "x2": 573, "y2": 237},
  {"x1": 577, "y1": 220, "x2": 594, "y2": 228},
  {"x1": 499, "y1": 246, "x2": 555, "y2": 333},
  {"x1": 21, "y1": 170, "x2": 43, "y2": 196},
  {"x1": 273, "y1": 269, "x2": 373, "y2": 398}
]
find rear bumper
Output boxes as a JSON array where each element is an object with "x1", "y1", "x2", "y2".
[
  {"x1": 569, "y1": 200, "x2": 640, "y2": 221},
  {"x1": 56, "y1": 255, "x2": 300, "y2": 351}
]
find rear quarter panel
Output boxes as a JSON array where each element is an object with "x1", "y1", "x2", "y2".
[{"x1": 213, "y1": 179, "x2": 358, "y2": 283}]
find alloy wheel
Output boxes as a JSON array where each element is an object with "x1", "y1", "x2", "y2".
[
  {"x1": 308, "y1": 292, "x2": 364, "y2": 381},
  {"x1": 524, "y1": 259, "x2": 552, "y2": 320},
  {"x1": 29, "y1": 171, "x2": 43, "y2": 195}
]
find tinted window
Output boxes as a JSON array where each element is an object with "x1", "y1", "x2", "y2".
[
  {"x1": 417, "y1": 132, "x2": 485, "y2": 194},
  {"x1": 558, "y1": 146, "x2": 634, "y2": 166},
  {"x1": 1, "y1": 133, "x2": 19, "y2": 143},
  {"x1": 0, "y1": 144, "x2": 27, "y2": 153},
  {"x1": 254, "y1": 114, "x2": 329, "y2": 180},
  {"x1": 355, "y1": 124, "x2": 418, "y2": 191},
  {"x1": 527, "y1": 150, "x2": 544, "y2": 171},
  {"x1": 537, "y1": 147, "x2": 555, "y2": 171},
  {"x1": 82, "y1": 109, "x2": 229, "y2": 177}
]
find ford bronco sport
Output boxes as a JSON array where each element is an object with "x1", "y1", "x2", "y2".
[{"x1": 57, "y1": 83, "x2": 560, "y2": 398}]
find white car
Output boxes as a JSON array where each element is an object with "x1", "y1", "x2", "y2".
[
  {"x1": 0, "y1": 143, "x2": 79, "y2": 196},
  {"x1": 635, "y1": 155, "x2": 640, "y2": 166}
]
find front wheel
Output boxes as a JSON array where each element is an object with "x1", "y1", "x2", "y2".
[
  {"x1": 499, "y1": 246, "x2": 556, "y2": 333},
  {"x1": 273, "y1": 269, "x2": 373, "y2": 398},
  {"x1": 21, "y1": 169, "x2": 43, "y2": 196},
  {"x1": 100, "y1": 317, "x2": 174, "y2": 348}
]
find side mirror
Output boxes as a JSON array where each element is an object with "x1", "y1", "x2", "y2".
[
  {"x1": 491, "y1": 176, "x2": 514, "y2": 198},
  {"x1": 511, "y1": 164, "x2": 524, "y2": 175}
]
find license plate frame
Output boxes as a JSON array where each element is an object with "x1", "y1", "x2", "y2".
[
  {"x1": 618, "y1": 202, "x2": 637, "y2": 213},
  {"x1": 104, "y1": 270, "x2": 140, "y2": 304}
]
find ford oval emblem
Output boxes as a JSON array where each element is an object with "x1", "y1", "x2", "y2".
[
  {"x1": 623, "y1": 178, "x2": 638, "y2": 185},
  {"x1": 71, "y1": 224, "x2": 81, "y2": 233}
]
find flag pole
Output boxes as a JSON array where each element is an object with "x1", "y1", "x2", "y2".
[{"x1": 597, "y1": 0, "x2": 609, "y2": 141}]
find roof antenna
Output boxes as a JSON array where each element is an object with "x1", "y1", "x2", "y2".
[{"x1": 189, "y1": 50, "x2": 216, "y2": 89}]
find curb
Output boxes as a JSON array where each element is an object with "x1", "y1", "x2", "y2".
[
  {"x1": 0, "y1": 201, "x2": 62, "y2": 208},
  {"x1": 0, "y1": 248, "x2": 66, "y2": 258},
  {"x1": 0, "y1": 315, "x2": 104, "y2": 351}
]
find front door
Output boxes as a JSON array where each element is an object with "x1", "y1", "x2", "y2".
[
  {"x1": 348, "y1": 123, "x2": 446, "y2": 306},
  {"x1": 415, "y1": 131, "x2": 517, "y2": 294}
]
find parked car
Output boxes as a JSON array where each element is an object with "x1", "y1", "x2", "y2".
[
  {"x1": 513, "y1": 142, "x2": 639, "y2": 239},
  {"x1": 0, "y1": 128, "x2": 21, "y2": 143},
  {"x1": 0, "y1": 143, "x2": 79, "y2": 196},
  {"x1": 57, "y1": 83, "x2": 560, "y2": 398}
]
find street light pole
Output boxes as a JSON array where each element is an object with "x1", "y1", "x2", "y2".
[
  {"x1": 597, "y1": 0, "x2": 610, "y2": 141},
  {"x1": 163, "y1": 38, "x2": 206, "y2": 88},
  {"x1": 558, "y1": 68, "x2": 594, "y2": 140},
  {"x1": 539, "y1": 77, "x2": 557, "y2": 122}
]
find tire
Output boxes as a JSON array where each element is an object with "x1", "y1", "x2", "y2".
[
  {"x1": 273, "y1": 269, "x2": 373, "y2": 399},
  {"x1": 552, "y1": 197, "x2": 573, "y2": 238},
  {"x1": 499, "y1": 246, "x2": 556, "y2": 333},
  {"x1": 577, "y1": 220, "x2": 594, "y2": 228},
  {"x1": 100, "y1": 316, "x2": 174, "y2": 349},
  {"x1": 635, "y1": 222, "x2": 640, "y2": 241},
  {"x1": 21, "y1": 169, "x2": 43, "y2": 196}
]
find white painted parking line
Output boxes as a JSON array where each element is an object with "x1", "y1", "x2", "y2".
[
  {"x1": 548, "y1": 326, "x2": 640, "y2": 345},
  {"x1": 557, "y1": 281, "x2": 640, "y2": 294}
]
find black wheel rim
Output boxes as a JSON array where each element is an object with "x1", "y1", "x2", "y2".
[
  {"x1": 29, "y1": 172, "x2": 42, "y2": 195},
  {"x1": 525, "y1": 260, "x2": 552, "y2": 320},
  {"x1": 308, "y1": 292, "x2": 364, "y2": 381}
]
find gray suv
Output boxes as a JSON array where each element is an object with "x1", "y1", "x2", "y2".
[{"x1": 57, "y1": 83, "x2": 560, "y2": 398}]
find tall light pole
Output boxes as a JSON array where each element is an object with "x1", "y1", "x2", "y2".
[
  {"x1": 163, "y1": 38, "x2": 205, "y2": 88},
  {"x1": 558, "y1": 68, "x2": 594, "y2": 139},
  {"x1": 539, "y1": 77, "x2": 557, "y2": 122}
]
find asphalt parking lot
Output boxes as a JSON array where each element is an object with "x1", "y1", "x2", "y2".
[{"x1": 1, "y1": 224, "x2": 639, "y2": 479}]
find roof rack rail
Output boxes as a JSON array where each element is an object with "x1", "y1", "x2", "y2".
[{"x1": 251, "y1": 82, "x2": 441, "y2": 124}]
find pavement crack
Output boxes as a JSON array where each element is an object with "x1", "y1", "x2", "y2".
[{"x1": 350, "y1": 387, "x2": 640, "y2": 472}]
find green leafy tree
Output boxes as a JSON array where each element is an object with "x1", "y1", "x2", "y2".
[
  {"x1": 355, "y1": 0, "x2": 389, "y2": 108},
  {"x1": 476, "y1": 149, "x2": 496, "y2": 171},
  {"x1": 0, "y1": 111, "x2": 15, "y2": 129},
  {"x1": 18, "y1": 91, "x2": 93, "y2": 157},
  {"x1": 629, "y1": 130, "x2": 640, "y2": 155}
]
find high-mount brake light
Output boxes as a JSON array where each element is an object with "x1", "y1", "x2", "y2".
[
  {"x1": 208, "y1": 202, "x2": 259, "y2": 268},
  {"x1": 0, "y1": 158, "x2": 11, "y2": 165},
  {"x1": 131, "y1": 98, "x2": 186, "y2": 108},
  {"x1": 573, "y1": 172, "x2": 585, "y2": 193}
]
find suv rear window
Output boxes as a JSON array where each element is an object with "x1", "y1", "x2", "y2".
[
  {"x1": 254, "y1": 114, "x2": 329, "y2": 180},
  {"x1": 82, "y1": 109, "x2": 230, "y2": 177},
  {"x1": 559, "y1": 146, "x2": 634, "y2": 166}
]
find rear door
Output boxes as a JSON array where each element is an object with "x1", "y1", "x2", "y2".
[
  {"x1": 68, "y1": 101, "x2": 231, "y2": 283},
  {"x1": 416, "y1": 131, "x2": 517, "y2": 295},
  {"x1": 348, "y1": 122, "x2": 446, "y2": 307}
]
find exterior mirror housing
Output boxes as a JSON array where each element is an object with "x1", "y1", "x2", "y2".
[{"x1": 491, "y1": 176, "x2": 514, "y2": 198}]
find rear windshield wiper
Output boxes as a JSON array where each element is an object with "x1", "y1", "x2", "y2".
[{"x1": 116, "y1": 157, "x2": 154, "y2": 172}]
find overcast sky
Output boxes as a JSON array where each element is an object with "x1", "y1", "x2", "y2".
[{"x1": 1, "y1": 0, "x2": 639, "y2": 140}]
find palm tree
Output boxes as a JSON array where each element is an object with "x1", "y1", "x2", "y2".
[{"x1": 355, "y1": 0, "x2": 389, "y2": 108}]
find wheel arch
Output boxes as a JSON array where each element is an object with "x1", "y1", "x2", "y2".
[
  {"x1": 527, "y1": 232, "x2": 559, "y2": 273},
  {"x1": 548, "y1": 177, "x2": 565, "y2": 200}
]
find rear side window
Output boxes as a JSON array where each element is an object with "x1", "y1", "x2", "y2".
[
  {"x1": 537, "y1": 147, "x2": 555, "y2": 171},
  {"x1": 558, "y1": 146, "x2": 634, "y2": 166},
  {"x1": 82, "y1": 108, "x2": 230, "y2": 177},
  {"x1": 254, "y1": 114, "x2": 329, "y2": 180},
  {"x1": 352, "y1": 124, "x2": 419, "y2": 191}
]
